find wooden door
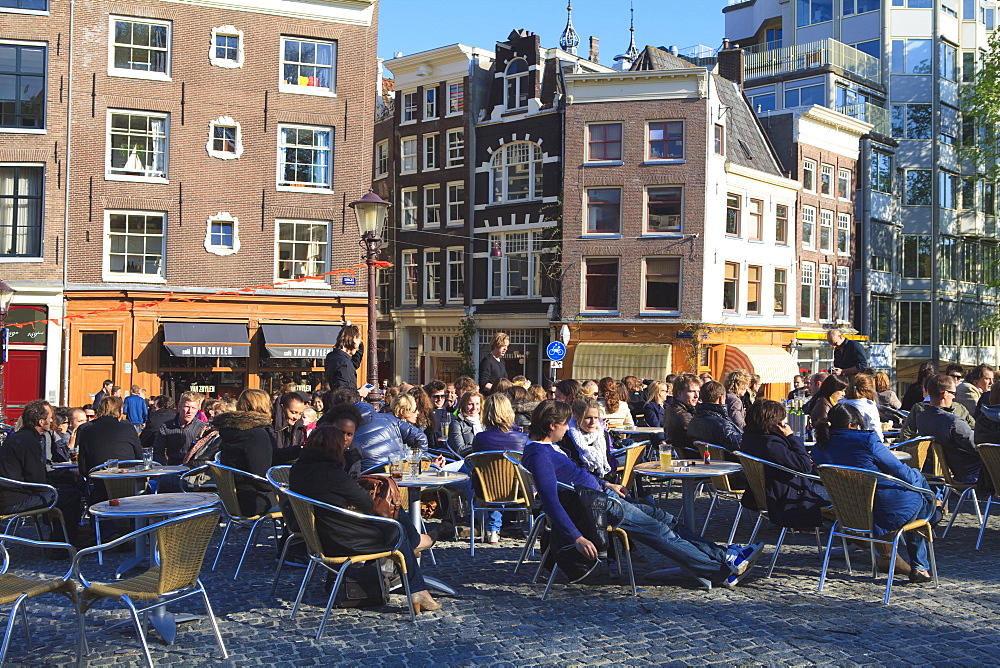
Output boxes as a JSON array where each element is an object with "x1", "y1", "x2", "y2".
[
  {"x1": 4, "y1": 349, "x2": 43, "y2": 421},
  {"x1": 74, "y1": 331, "x2": 117, "y2": 408}
]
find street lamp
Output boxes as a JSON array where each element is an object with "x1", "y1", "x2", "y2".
[
  {"x1": 349, "y1": 191, "x2": 391, "y2": 392},
  {"x1": 0, "y1": 280, "x2": 17, "y2": 426}
]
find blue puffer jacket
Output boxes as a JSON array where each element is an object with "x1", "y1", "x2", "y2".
[
  {"x1": 348, "y1": 401, "x2": 428, "y2": 472},
  {"x1": 812, "y1": 428, "x2": 929, "y2": 537}
]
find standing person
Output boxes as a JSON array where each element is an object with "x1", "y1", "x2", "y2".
[
  {"x1": 664, "y1": 374, "x2": 701, "y2": 457},
  {"x1": 0, "y1": 400, "x2": 81, "y2": 543},
  {"x1": 687, "y1": 381, "x2": 743, "y2": 451},
  {"x1": 900, "y1": 361, "x2": 937, "y2": 411},
  {"x1": 642, "y1": 381, "x2": 669, "y2": 428},
  {"x1": 122, "y1": 385, "x2": 148, "y2": 432},
  {"x1": 827, "y1": 329, "x2": 868, "y2": 378},
  {"x1": 140, "y1": 396, "x2": 176, "y2": 451},
  {"x1": 153, "y1": 392, "x2": 208, "y2": 465},
  {"x1": 956, "y1": 364, "x2": 995, "y2": 415},
  {"x1": 915, "y1": 374, "x2": 985, "y2": 488},
  {"x1": 723, "y1": 370, "x2": 751, "y2": 430},
  {"x1": 217, "y1": 389, "x2": 277, "y2": 516},
  {"x1": 324, "y1": 324, "x2": 368, "y2": 394},
  {"x1": 91, "y1": 379, "x2": 113, "y2": 411},
  {"x1": 271, "y1": 392, "x2": 307, "y2": 465},
  {"x1": 478, "y1": 333, "x2": 509, "y2": 393}
]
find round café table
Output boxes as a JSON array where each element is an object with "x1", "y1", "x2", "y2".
[
  {"x1": 394, "y1": 470, "x2": 469, "y2": 596},
  {"x1": 90, "y1": 465, "x2": 188, "y2": 495},
  {"x1": 89, "y1": 492, "x2": 221, "y2": 644},
  {"x1": 634, "y1": 461, "x2": 742, "y2": 531}
]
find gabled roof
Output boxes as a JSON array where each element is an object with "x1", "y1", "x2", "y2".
[
  {"x1": 713, "y1": 73, "x2": 786, "y2": 178},
  {"x1": 630, "y1": 45, "x2": 693, "y2": 72}
]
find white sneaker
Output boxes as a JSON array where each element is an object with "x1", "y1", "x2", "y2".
[{"x1": 486, "y1": 531, "x2": 500, "y2": 544}]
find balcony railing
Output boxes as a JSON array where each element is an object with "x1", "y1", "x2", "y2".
[
  {"x1": 743, "y1": 38, "x2": 881, "y2": 84},
  {"x1": 836, "y1": 102, "x2": 890, "y2": 136}
]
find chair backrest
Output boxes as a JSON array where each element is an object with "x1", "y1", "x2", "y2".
[
  {"x1": 892, "y1": 436, "x2": 932, "y2": 471},
  {"x1": 207, "y1": 462, "x2": 273, "y2": 518},
  {"x1": 503, "y1": 452, "x2": 538, "y2": 509},
  {"x1": 699, "y1": 442, "x2": 744, "y2": 494},
  {"x1": 0, "y1": 475, "x2": 57, "y2": 511},
  {"x1": 733, "y1": 451, "x2": 768, "y2": 512},
  {"x1": 466, "y1": 451, "x2": 525, "y2": 504},
  {"x1": 930, "y1": 441, "x2": 956, "y2": 484},
  {"x1": 154, "y1": 508, "x2": 222, "y2": 594},
  {"x1": 281, "y1": 486, "x2": 404, "y2": 559},
  {"x1": 976, "y1": 444, "x2": 1000, "y2": 494},
  {"x1": 267, "y1": 465, "x2": 292, "y2": 489},
  {"x1": 815, "y1": 465, "x2": 876, "y2": 535},
  {"x1": 619, "y1": 442, "x2": 647, "y2": 491}
]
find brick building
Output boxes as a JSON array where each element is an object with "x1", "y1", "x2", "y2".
[
  {"x1": 559, "y1": 47, "x2": 802, "y2": 396},
  {"x1": 1, "y1": 0, "x2": 379, "y2": 412}
]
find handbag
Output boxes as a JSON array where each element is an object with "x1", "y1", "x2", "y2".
[{"x1": 355, "y1": 474, "x2": 402, "y2": 519}]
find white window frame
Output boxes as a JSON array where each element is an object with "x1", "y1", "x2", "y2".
[
  {"x1": 401, "y1": 250, "x2": 418, "y2": 303},
  {"x1": 108, "y1": 16, "x2": 171, "y2": 81},
  {"x1": 802, "y1": 205, "x2": 816, "y2": 250},
  {"x1": 204, "y1": 211, "x2": 240, "y2": 256},
  {"x1": 820, "y1": 163, "x2": 834, "y2": 197},
  {"x1": 819, "y1": 209, "x2": 834, "y2": 252},
  {"x1": 105, "y1": 109, "x2": 169, "y2": 183},
  {"x1": 0, "y1": 1, "x2": 49, "y2": 16},
  {"x1": 402, "y1": 91, "x2": 417, "y2": 123},
  {"x1": 447, "y1": 81, "x2": 464, "y2": 116},
  {"x1": 206, "y1": 116, "x2": 243, "y2": 160},
  {"x1": 803, "y1": 159, "x2": 816, "y2": 192},
  {"x1": 400, "y1": 136, "x2": 417, "y2": 174},
  {"x1": 0, "y1": 162, "x2": 45, "y2": 261},
  {"x1": 836, "y1": 265, "x2": 850, "y2": 322},
  {"x1": 818, "y1": 264, "x2": 833, "y2": 322},
  {"x1": 446, "y1": 246, "x2": 464, "y2": 303},
  {"x1": 748, "y1": 198, "x2": 764, "y2": 241},
  {"x1": 274, "y1": 218, "x2": 330, "y2": 288},
  {"x1": 103, "y1": 209, "x2": 166, "y2": 283},
  {"x1": 423, "y1": 249, "x2": 441, "y2": 302},
  {"x1": 837, "y1": 212, "x2": 850, "y2": 254},
  {"x1": 837, "y1": 167, "x2": 851, "y2": 199},
  {"x1": 423, "y1": 133, "x2": 438, "y2": 171},
  {"x1": 504, "y1": 58, "x2": 529, "y2": 111},
  {"x1": 446, "y1": 181, "x2": 464, "y2": 227},
  {"x1": 774, "y1": 267, "x2": 788, "y2": 315},
  {"x1": 276, "y1": 124, "x2": 332, "y2": 191},
  {"x1": 446, "y1": 129, "x2": 464, "y2": 167},
  {"x1": 375, "y1": 140, "x2": 389, "y2": 179},
  {"x1": 488, "y1": 230, "x2": 554, "y2": 300},
  {"x1": 209, "y1": 25, "x2": 244, "y2": 69},
  {"x1": 490, "y1": 141, "x2": 543, "y2": 203},
  {"x1": 401, "y1": 187, "x2": 417, "y2": 229},
  {"x1": 424, "y1": 86, "x2": 438, "y2": 120},
  {"x1": 641, "y1": 256, "x2": 681, "y2": 314},
  {"x1": 423, "y1": 185, "x2": 441, "y2": 229},
  {"x1": 279, "y1": 36, "x2": 336, "y2": 97},
  {"x1": 801, "y1": 261, "x2": 816, "y2": 321}
]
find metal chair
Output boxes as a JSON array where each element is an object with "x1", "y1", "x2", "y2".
[
  {"x1": 466, "y1": 451, "x2": 531, "y2": 556},
  {"x1": 0, "y1": 476, "x2": 69, "y2": 545},
  {"x1": 282, "y1": 487, "x2": 417, "y2": 639},
  {"x1": 930, "y1": 441, "x2": 983, "y2": 537},
  {"x1": 974, "y1": 443, "x2": 1000, "y2": 549},
  {"x1": 206, "y1": 462, "x2": 283, "y2": 580},
  {"x1": 265, "y1": 465, "x2": 305, "y2": 596},
  {"x1": 503, "y1": 452, "x2": 545, "y2": 575},
  {"x1": 889, "y1": 436, "x2": 933, "y2": 471},
  {"x1": 613, "y1": 440, "x2": 648, "y2": 493},
  {"x1": 816, "y1": 464, "x2": 939, "y2": 604},
  {"x1": 694, "y1": 441, "x2": 746, "y2": 541},
  {"x1": 73, "y1": 507, "x2": 228, "y2": 667},
  {"x1": 734, "y1": 451, "x2": 825, "y2": 578},
  {"x1": 0, "y1": 534, "x2": 76, "y2": 665},
  {"x1": 87, "y1": 460, "x2": 146, "y2": 566}
]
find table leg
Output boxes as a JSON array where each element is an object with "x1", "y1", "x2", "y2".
[
  {"x1": 403, "y1": 484, "x2": 458, "y2": 597},
  {"x1": 680, "y1": 479, "x2": 697, "y2": 530},
  {"x1": 115, "y1": 517, "x2": 150, "y2": 580}
]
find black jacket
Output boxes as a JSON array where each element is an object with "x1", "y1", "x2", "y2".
[
  {"x1": 140, "y1": 408, "x2": 176, "y2": 450},
  {"x1": 0, "y1": 428, "x2": 48, "y2": 509},
  {"x1": 739, "y1": 431, "x2": 827, "y2": 528},
  {"x1": 75, "y1": 416, "x2": 142, "y2": 476},
  {"x1": 833, "y1": 338, "x2": 868, "y2": 374},
  {"x1": 217, "y1": 411, "x2": 276, "y2": 517},
  {"x1": 478, "y1": 355, "x2": 506, "y2": 390},
  {"x1": 915, "y1": 404, "x2": 982, "y2": 485},
  {"x1": 664, "y1": 401, "x2": 696, "y2": 455},
  {"x1": 900, "y1": 381, "x2": 925, "y2": 412},
  {"x1": 289, "y1": 448, "x2": 397, "y2": 557},
  {"x1": 975, "y1": 398, "x2": 1000, "y2": 445},
  {"x1": 324, "y1": 344, "x2": 364, "y2": 390},
  {"x1": 270, "y1": 418, "x2": 307, "y2": 465},
  {"x1": 687, "y1": 403, "x2": 743, "y2": 451}
]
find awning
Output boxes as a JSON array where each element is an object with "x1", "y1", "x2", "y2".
[
  {"x1": 722, "y1": 344, "x2": 799, "y2": 384},
  {"x1": 262, "y1": 324, "x2": 340, "y2": 359},
  {"x1": 571, "y1": 343, "x2": 671, "y2": 382},
  {"x1": 162, "y1": 322, "x2": 250, "y2": 358}
]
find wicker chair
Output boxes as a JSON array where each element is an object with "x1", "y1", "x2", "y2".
[
  {"x1": 73, "y1": 508, "x2": 228, "y2": 667},
  {"x1": 613, "y1": 441, "x2": 648, "y2": 493},
  {"x1": 734, "y1": 451, "x2": 825, "y2": 578},
  {"x1": 890, "y1": 436, "x2": 933, "y2": 471},
  {"x1": 0, "y1": 476, "x2": 69, "y2": 545},
  {"x1": 265, "y1": 465, "x2": 304, "y2": 596},
  {"x1": 282, "y1": 487, "x2": 416, "y2": 640},
  {"x1": 0, "y1": 534, "x2": 76, "y2": 665},
  {"x1": 816, "y1": 464, "x2": 939, "y2": 604},
  {"x1": 206, "y1": 462, "x2": 282, "y2": 580},
  {"x1": 87, "y1": 460, "x2": 146, "y2": 566},
  {"x1": 930, "y1": 442, "x2": 983, "y2": 537},
  {"x1": 466, "y1": 451, "x2": 530, "y2": 556},
  {"x1": 503, "y1": 452, "x2": 545, "y2": 575},
  {"x1": 694, "y1": 441, "x2": 746, "y2": 541},
  {"x1": 974, "y1": 443, "x2": 1000, "y2": 549}
]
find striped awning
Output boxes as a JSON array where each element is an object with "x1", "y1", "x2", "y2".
[
  {"x1": 722, "y1": 344, "x2": 799, "y2": 384},
  {"x1": 571, "y1": 343, "x2": 672, "y2": 382}
]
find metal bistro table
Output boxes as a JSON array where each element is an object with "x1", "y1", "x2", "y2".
[
  {"x1": 612, "y1": 426, "x2": 664, "y2": 437},
  {"x1": 88, "y1": 492, "x2": 221, "y2": 644},
  {"x1": 634, "y1": 461, "x2": 742, "y2": 531},
  {"x1": 90, "y1": 465, "x2": 189, "y2": 495},
  {"x1": 394, "y1": 470, "x2": 469, "y2": 596}
]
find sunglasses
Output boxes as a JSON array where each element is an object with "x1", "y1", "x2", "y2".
[{"x1": 432, "y1": 394, "x2": 446, "y2": 399}]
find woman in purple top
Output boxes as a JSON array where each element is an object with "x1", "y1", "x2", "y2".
[
  {"x1": 469, "y1": 393, "x2": 528, "y2": 544},
  {"x1": 522, "y1": 400, "x2": 764, "y2": 588}
]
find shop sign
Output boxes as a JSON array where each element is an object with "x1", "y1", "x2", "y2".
[
  {"x1": 342, "y1": 277, "x2": 357, "y2": 286},
  {"x1": 7, "y1": 306, "x2": 47, "y2": 345},
  {"x1": 191, "y1": 385, "x2": 216, "y2": 393},
  {"x1": 278, "y1": 347, "x2": 328, "y2": 358},
  {"x1": 293, "y1": 384, "x2": 312, "y2": 392}
]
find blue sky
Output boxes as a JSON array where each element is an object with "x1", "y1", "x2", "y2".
[{"x1": 377, "y1": 0, "x2": 730, "y2": 68}]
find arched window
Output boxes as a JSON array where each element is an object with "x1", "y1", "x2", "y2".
[
  {"x1": 491, "y1": 141, "x2": 543, "y2": 202},
  {"x1": 505, "y1": 58, "x2": 529, "y2": 111}
]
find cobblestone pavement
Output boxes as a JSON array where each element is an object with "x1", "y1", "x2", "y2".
[{"x1": 5, "y1": 491, "x2": 1000, "y2": 667}]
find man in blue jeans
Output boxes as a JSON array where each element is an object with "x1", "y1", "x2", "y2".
[{"x1": 523, "y1": 433, "x2": 764, "y2": 588}]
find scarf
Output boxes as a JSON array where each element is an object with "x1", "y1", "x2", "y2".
[
  {"x1": 467, "y1": 415, "x2": 484, "y2": 435},
  {"x1": 568, "y1": 416, "x2": 612, "y2": 477}
]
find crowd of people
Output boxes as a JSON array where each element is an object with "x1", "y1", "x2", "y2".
[{"x1": 1, "y1": 324, "x2": 997, "y2": 612}]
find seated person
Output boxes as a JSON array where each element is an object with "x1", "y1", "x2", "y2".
[
  {"x1": 838, "y1": 374, "x2": 885, "y2": 440},
  {"x1": 596, "y1": 378, "x2": 635, "y2": 429},
  {"x1": 974, "y1": 384, "x2": 1000, "y2": 445},
  {"x1": 813, "y1": 403, "x2": 936, "y2": 583},
  {"x1": 217, "y1": 389, "x2": 277, "y2": 517},
  {"x1": 522, "y1": 400, "x2": 764, "y2": 589},
  {"x1": 664, "y1": 375, "x2": 701, "y2": 458},
  {"x1": 809, "y1": 376, "x2": 848, "y2": 445},
  {"x1": 468, "y1": 393, "x2": 529, "y2": 544},
  {"x1": 902, "y1": 383, "x2": 975, "y2": 440},
  {"x1": 558, "y1": 397, "x2": 616, "y2": 481},
  {"x1": 915, "y1": 374, "x2": 986, "y2": 489},
  {"x1": 448, "y1": 392, "x2": 484, "y2": 458},
  {"x1": 687, "y1": 381, "x2": 743, "y2": 452},
  {"x1": 289, "y1": 417, "x2": 440, "y2": 613},
  {"x1": 75, "y1": 396, "x2": 143, "y2": 503},
  {"x1": 326, "y1": 389, "x2": 427, "y2": 473},
  {"x1": 0, "y1": 400, "x2": 80, "y2": 543},
  {"x1": 641, "y1": 381, "x2": 669, "y2": 428},
  {"x1": 739, "y1": 400, "x2": 827, "y2": 529}
]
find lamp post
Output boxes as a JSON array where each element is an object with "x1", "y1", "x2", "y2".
[
  {"x1": 0, "y1": 280, "x2": 17, "y2": 426},
  {"x1": 349, "y1": 191, "x2": 391, "y2": 393}
]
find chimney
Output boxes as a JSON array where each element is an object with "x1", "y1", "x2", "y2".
[
  {"x1": 589, "y1": 36, "x2": 600, "y2": 63},
  {"x1": 717, "y1": 39, "x2": 744, "y2": 86}
]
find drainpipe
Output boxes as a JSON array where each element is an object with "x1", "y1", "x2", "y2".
[
  {"x1": 930, "y1": 5, "x2": 940, "y2": 366},
  {"x1": 61, "y1": 0, "x2": 76, "y2": 405},
  {"x1": 467, "y1": 54, "x2": 480, "y2": 378}
]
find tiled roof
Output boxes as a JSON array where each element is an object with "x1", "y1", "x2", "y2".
[{"x1": 713, "y1": 74, "x2": 786, "y2": 178}]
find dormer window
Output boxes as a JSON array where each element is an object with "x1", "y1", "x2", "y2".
[{"x1": 505, "y1": 58, "x2": 529, "y2": 111}]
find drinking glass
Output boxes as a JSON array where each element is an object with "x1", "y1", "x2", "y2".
[
  {"x1": 658, "y1": 445, "x2": 673, "y2": 470},
  {"x1": 142, "y1": 447, "x2": 153, "y2": 470},
  {"x1": 107, "y1": 459, "x2": 120, "y2": 474},
  {"x1": 389, "y1": 455, "x2": 402, "y2": 479},
  {"x1": 408, "y1": 448, "x2": 421, "y2": 479}
]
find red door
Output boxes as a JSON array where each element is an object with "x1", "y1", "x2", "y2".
[{"x1": 4, "y1": 349, "x2": 44, "y2": 422}]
